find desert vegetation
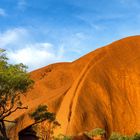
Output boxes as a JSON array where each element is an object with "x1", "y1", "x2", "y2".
[
  {"x1": 84, "y1": 128, "x2": 140, "y2": 140},
  {"x1": 109, "y1": 132, "x2": 140, "y2": 140},
  {"x1": 54, "y1": 134, "x2": 72, "y2": 140},
  {"x1": 0, "y1": 49, "x2": 33, "y2": 140},
  {"x1": 85, "y1": 128, "x2": 106, "y2": 139},
  {"x1": 30, "y1": 104, "x2": 60, "y2": 140}
]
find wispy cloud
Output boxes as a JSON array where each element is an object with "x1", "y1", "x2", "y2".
[
  {"x1": 17, "y1": 0, "x2": 27, "y2": 10},
  {"x1": 0, "y1": 8, "x2": 6, "y2": 17},
  {"x1": 8, "y1": 43, "x2": 64, "y2": 71},
  {"x1": 0, "y1": 27, "x2": 65, "y2": 71},
  {"x1": 0, "y1": 0, "x2": 140, "y2": 71},
  {"x1": 0, "y1": 27, "x2": 94, "y2": 71},
  {"x1": 0, "y1": 28, "x2": 28, "y2": 48},
  {"x1": 67, "y1": 32, "x2": 90, "y2": 53}
]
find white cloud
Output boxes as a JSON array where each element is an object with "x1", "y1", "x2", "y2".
[
  {"x1": 0, "y1": 27, "x2": 66, "y2": 71},
  {"x1": 0, "y1": 27, "x2": 93, "y2": 71},
  {"x1": 0, "y1": 8, "x2": 6, "y2": 17},
  {"x1": 8, "y1": 43, "x2": 64, "y2": 71},
  {"x1": 0, "y1": 28, "x2": 28, "y2": 48}
]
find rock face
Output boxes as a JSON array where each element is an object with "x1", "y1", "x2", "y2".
[{"x1": 8, "y1": 36, "x2": 140, "y2": 139}]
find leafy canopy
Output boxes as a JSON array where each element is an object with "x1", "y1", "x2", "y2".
[
  {"x1": 30, "y1": 105, "x2": 60, "y2": 140},
  {"x1": 30, "y1": 105, "x2": 56, "y2": 123},
  {"x1": 0, "y1": 49, "x2": 33, "y2": 120},
  {"x1": 0, "y1": 49, "x2": 33, "y2": 139}
]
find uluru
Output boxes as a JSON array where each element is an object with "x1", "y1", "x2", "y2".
[{"x1": 7, "y1": 36, "x2": 140, "y2": 140}]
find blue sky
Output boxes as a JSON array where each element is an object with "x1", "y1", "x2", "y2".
[{"x1": 0, "y1": 0, "x2": 140, "y2": 71}]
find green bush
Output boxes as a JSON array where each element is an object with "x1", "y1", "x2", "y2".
[
  {"x1": 109, "y1": 132, "x2": 140, "y2": 140},
  {"x1": 131, "y1": 133, "x2": 140, "y2": 140},
  {"x1": 85, "y1": 128, "x2": 106, "y2": 138},
  {"x1": 109, "y1": 132, "x2": 129, "y2": 140}
]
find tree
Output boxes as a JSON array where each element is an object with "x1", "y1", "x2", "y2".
[
  {"x1": 0, "y1": 49, "x2": 33, "y2": 139},
  {"x1": 30, "y1": 105, "x2": 60, "y2": 140}
]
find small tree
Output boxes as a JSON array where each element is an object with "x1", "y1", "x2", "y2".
[
  {"x1": 30, "y1": 105, "x2": 60, "y2": 140},
  {"x1": 0, "y1": 49, "x2": 33, "y2": 139}
]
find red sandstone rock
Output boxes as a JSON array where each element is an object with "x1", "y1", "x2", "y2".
[{"x1": 8, "y1": 36, "x2": 140, "y2": 140}]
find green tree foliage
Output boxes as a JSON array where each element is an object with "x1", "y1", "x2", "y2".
[
  {"x1": 30, "y1": 105, "x2": 55, "y2": 123},
  {"x1": 30, "y1": 105, "x2": 60, "y2": 140},
  {"x1": 0, "y1": 49, "x2": 33, "y2": 139}
]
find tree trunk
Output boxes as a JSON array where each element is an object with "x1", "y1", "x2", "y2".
[{"x1": 0, "y1": 120, "x2": 9, "y2": 140}]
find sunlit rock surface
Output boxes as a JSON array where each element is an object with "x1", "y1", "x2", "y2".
[{"x1": 8, "y1": 36, "x2": 140, "y2": 139}]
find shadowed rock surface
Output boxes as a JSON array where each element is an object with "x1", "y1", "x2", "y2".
[{"x1": 8, "y1": 36, "x2": 140, "y2": 140}]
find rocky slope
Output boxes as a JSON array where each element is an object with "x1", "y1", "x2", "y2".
[{"x1": 8, "y1": 36, "x2": 140, "y2": 139}]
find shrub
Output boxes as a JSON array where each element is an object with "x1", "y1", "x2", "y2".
[
  {"x1": 85, "y1": 128, "x2": 106, "y2": 138},
  {"x1": 54, "y1": 134, "x2": 72, "y2": 140},
  {"x1": 131, "y1": 133, "x2": 140, "y2": 140},
  {"x1": 109, "y1": 132, "x2": 130, "y2": 140},
  {"x1": 109, "y1": 132, "x2": 140, "y2": 140}
]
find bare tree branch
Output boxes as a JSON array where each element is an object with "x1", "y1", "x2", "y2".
[{"x1": 0, "y1": 106, "x2": 28, "y2": 120}]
